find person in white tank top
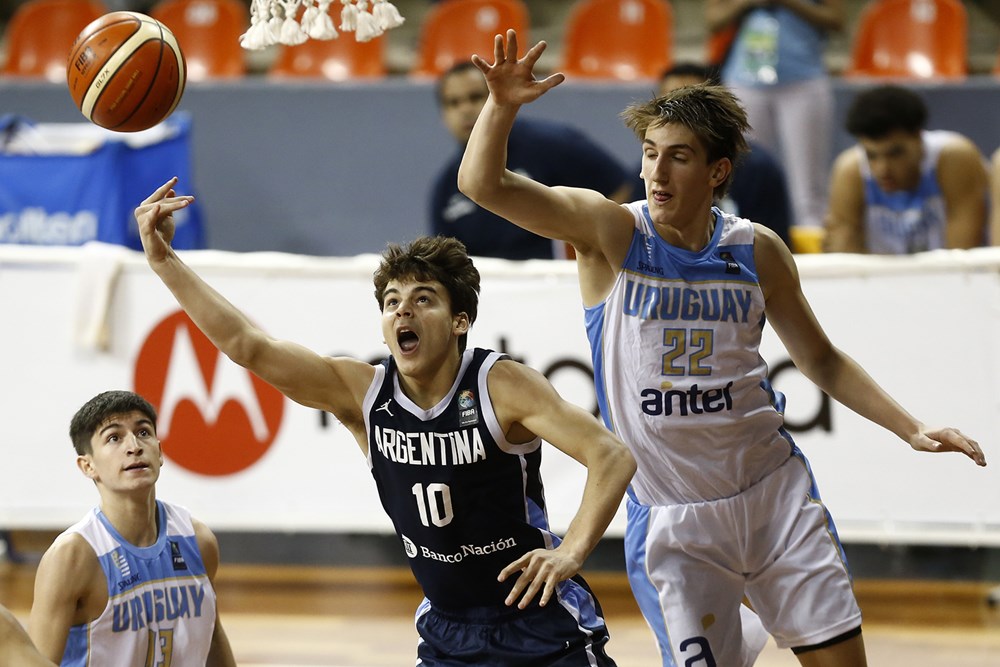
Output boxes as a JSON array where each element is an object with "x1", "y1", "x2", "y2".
[
  {"x1": 458, "y1": 30, "x2": 987, "y2": 667},
  {"x1": 28, "y1": 391, "x2": 236, "y2": 667},
  {"x1": 824, "y1": 84, "x2": 988, "y2": 254}
]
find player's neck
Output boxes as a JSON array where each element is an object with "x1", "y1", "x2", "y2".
[
  {"x1": 397, "y1": 351, "x2": 464, "y2": 410},
  {"x1": 655, "y1": 210, "x2": 716, "y2": 251},
  {"x1": 99, "y1": 492, "x2": 159, "y2": 547}
]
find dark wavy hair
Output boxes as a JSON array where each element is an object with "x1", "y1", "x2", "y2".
[
  {"x1": 70, "y1": 390, "x2": 158, "y2": 455},
  {"x1": 373, "y1": 236, "x2": 481, "y2": 353}
]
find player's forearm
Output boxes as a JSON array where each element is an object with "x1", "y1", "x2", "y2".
[
  {"x1": 558, "y1": 445, "x2": 635, "y2": 564},
  {"x1": 151, "y1": 255, "x2": 263, "y2": 368},
  {"x1": 803, "y1": 348, "x2": 923, "y2": 443},
  {"x1": 458, "y1": 97, "x2": 519, "y2": 207}
]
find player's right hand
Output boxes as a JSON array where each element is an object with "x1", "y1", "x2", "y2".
[{"x1": 134, "y1": 177, "x2": 193, "y2": 261}]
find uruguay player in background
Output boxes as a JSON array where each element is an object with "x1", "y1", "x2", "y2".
[
  {"x1": 29, "y1": 390, "x2": 236, "y2": 666},
  {"x1": 133, "y1": 186, "x2": 635, "y2": 666},
  {"x1": 458, "y1": 30, "x2": 987, "y2": 667}
]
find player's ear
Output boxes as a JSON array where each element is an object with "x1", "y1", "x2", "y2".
[
  {"x1": 454, "y1": 312, "x2": 470, "y2": 335},
  {"x1": 77, "y1": 454, "x2": 97, "y2": 480},
  {"x1": 710, "y1": 158, "x2": 731, "y2": 186}
]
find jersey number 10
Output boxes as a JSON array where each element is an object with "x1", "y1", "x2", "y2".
[{"x1": 412, "y1": 482, "x2": 454, "y2": 527}]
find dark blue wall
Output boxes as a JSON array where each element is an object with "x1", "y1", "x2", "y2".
[{"x1": 3, "y1": 77, "x2": 999, "y2": 255}]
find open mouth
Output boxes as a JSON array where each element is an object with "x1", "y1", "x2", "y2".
[
  {"x1": 124, "y1": 462, "x2": 149, "y2": 472},
  {"x1": 397, "y1": 330, "x2": 419, "y2": 352}
]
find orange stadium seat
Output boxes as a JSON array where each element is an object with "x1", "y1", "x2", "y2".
[
  {"x1": 1, "y1": 0, "x2": 107, "y2": 81},
  {"x1": 411, "y1": 0, "x2": 529, "y2": 78},
  {"x1": 846, "y1": 0, "x2": 967, "y2": 80},
  {"x1": 561, "y1": 0, "x2": 673, "y2": 81},
  {"x1": 151, "y1": 0, "x2": 249, "y2": 80},
  {"x1": 269, "y1": 32, "x2": 386, "y2": 80}
]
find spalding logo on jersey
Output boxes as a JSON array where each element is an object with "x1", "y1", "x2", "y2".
[{"x1": 458, "y1": 390, "x2": 478, "y2": 427}]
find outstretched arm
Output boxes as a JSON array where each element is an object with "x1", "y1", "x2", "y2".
[
  {"x1": 756, "y1": 225, "x2": 986, "y2": 466},
  {"x1": 458, "y1": 30, "x2": 632, "y2": 262},
  {"x1": 135, "y1": 179, "x2": 373, "y2": 427},
  {"x1": 488, "y1": 360, "x2": 636, "y2": 609}
]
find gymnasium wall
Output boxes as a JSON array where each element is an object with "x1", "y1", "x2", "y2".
[
  {"x1": 2, "y1": 77, "x2": 1000, "y2": 256},
  {"x1": 0, "y1": 244, "x2": 998, "y2": 546}
]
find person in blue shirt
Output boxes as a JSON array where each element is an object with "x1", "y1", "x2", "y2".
[
  {"x1": 708, "y1": 0, "x2": 842, "y2": 234},
  {"x1": 631, "y1": 62, "x2": 793, "y2": 248},
  {"x1": 430, "y1": 61, "x2": 634, "y2": 260}
]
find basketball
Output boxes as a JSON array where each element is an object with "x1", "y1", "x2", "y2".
[{"x1": 66, "y1": 11, "x2": 186, "y2": 133}]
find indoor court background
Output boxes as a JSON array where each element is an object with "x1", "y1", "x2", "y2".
[{"x1": 2, "y1": 1, "x2": 1000, "y2": 665}]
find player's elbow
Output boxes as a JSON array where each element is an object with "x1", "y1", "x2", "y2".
[
  {"x1": 600, "y1": 437, "x2": 637, "y2": 485},
  {"x1": 457, "y1": 164, "x2": 501, "y2": 207}
]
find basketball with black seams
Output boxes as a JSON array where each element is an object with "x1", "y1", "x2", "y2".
[{"x1": 67, "y1": 11, "x2": 186, "y2": 132}]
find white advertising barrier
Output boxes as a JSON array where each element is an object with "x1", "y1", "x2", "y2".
[{"x1": 1, "y1": 244, "x2": 998, "y2": 545}]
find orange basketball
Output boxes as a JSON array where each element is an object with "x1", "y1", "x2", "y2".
[{"x1": 66, "y1": 11, "x2": 186, "y2": 133}]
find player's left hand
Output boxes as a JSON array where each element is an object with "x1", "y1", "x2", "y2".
[
  {"x1": 498, "y1": 547, "x2": 583, "y2": 609},
  {"x1": 909, "y1": 427, "x2": 987, "y2": 467},
  {"x1": 471, "y1": 29, "x2": 564, "y2": 108}
]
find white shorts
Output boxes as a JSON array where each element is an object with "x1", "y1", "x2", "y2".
[{"x1": 624, "y1": 451, "x2": 862, "y2": 666}]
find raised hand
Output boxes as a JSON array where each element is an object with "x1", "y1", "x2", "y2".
[
  {"x1": 470, "y1": 29, "x2": 565, "y2": 107},
  {"x1": 134, "y1": 177, "x2": 193, "y2": 263}
]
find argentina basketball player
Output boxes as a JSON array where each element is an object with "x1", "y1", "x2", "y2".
[{"x1": 134, "y1": 186, "x2": 636, "y2": 666}]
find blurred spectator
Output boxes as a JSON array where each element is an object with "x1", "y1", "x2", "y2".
[
  {"x1": 631, "y1": 61, "x2": 792, "y2": 248},
  {"x1": 429, "y1": 61, "x2": 633, "y2": 260},
  {"x1": 990, "y1": 147, "x2": 1000, "y2": 246},
  {"x1": 825, "y1": 84, "x2": 988, "y2": 254},
  {"x1": 708, "y1": 0, "x2": 843, "y2": 232}
]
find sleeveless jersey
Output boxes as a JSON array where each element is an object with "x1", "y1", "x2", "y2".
[
  {"x1": 859, "y1": 130, "x2": 954, "y2": 254},
  {"x1": 364, "y1": 348, "x2": 557, "y2": 609},
  {"x1": 585, "y1": 203, "x2": 793, "y2": 507},
  {"x1": 60, "y1": 500, "x2": 218, "y2": 667}
]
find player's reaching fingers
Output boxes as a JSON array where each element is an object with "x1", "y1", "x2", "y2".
[
  {"x1": 142, "y1": 177, "x2": 179, "y2": 206},
  {"x1": 506, "y1": 29, "x2": 519, "y2": 61},
  {"x1": 520, "y1": 39, "x2": 547, "y2": 68},
  {"x1": 493, "y1": 32, "x2": 506, "y2": 65}
]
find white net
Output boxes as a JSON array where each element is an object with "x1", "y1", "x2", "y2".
[{"x1": 240, "y1": 0, "x2": 405, "y2": 50}]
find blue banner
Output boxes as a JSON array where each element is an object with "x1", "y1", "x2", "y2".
[{"x1": 0, "y1": 113, "x2": 203, "y2": 249}]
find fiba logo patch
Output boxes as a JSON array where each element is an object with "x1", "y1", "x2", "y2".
[
  {"x1": 133, "y1": 311, "x2": 285, "y2": 476},
  {"x1": 457, "y1": 390, "x2": 478, "y2": 427},
  {"x1": 401, "y1": 534, "x2": 418, "y2": 558}
]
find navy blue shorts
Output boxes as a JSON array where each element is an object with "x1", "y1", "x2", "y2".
[{"x1": 415, "y1": 577, "x2": 617, "y2": 666}]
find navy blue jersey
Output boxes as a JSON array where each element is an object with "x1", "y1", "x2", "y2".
[{"x1": 365, "y1": 348, "x2": 558, "y2": 609}]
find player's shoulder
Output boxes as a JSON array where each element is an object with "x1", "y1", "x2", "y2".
[
  {"x1": 37, "y1": 531, "x2": 99, "y2": 578},
  {"x1": 937, "y1": 131, "x2": 986, "y2": 164}
]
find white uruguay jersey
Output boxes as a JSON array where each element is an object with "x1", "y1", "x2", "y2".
[
  {"x1": 858, "y1": 129, "x2": 955, "y2": 254},
  {"x1": 584, "y1": 203, "x2": 793, "y2": 506},
  {"x1": 60, "y1": 500, "x2": 217, "y2": 667}
]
